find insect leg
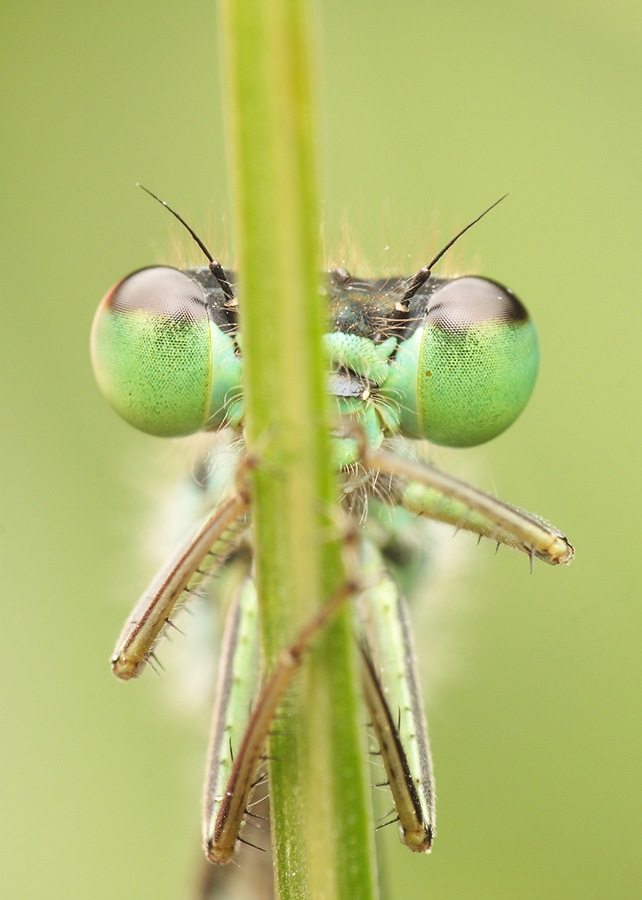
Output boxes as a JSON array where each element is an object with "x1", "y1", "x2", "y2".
[
  {"x1": 203, "y1": 573, "x2": 360, "y2": 864},
  {"x1": 111, "y1": 479, "x2": 250, "y2": 680},
  {"x1": 203, "y1": 575, "x2": 263, "y2": 864},
  {"x1": 365, "y1": 446, "x2": 574, "y2": 566},
  {"x1": 356, "y1": 539, "x2": 435, "y2": 853}
]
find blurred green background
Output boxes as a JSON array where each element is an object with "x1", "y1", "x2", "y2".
[{"x1": 1, "y1": 0, "x2": 640, "y2": 897}]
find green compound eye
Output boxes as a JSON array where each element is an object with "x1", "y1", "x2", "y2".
[
  {"x1": 91, "y1": 266, "x2": 243, "y2": 437},
  {"x1": 384, "y1": 277, "x2": 539, "y2": 447}
]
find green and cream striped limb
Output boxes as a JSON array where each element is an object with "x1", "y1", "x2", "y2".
[
  {"x1": 362, "y1": 446, "x2": 573, "y2": 568},
  {"x1": 202, "y1": 568, "x2": 362, "y2": 864},
  {"x1": 356, "y1": 539, "x2": 435, "y2": 853},
  {"x1": 111, "y1": 460, "x2": 252, "y2": 680}
]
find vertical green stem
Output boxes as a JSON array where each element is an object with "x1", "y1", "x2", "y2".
[{"x1": 218, "y1": 1, "x2": 378, "y2": 898}]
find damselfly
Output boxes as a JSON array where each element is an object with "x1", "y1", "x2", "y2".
[{"x1": 91, "y1": 191, "x2": 573, "y2": 870}]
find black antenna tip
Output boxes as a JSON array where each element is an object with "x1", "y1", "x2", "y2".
[
  {"x1": 398, "y1": 193, "x2": 510, "y2": 309},
  {"x1": 137, "y1": 184, "x2": 236, "y2": 303}
]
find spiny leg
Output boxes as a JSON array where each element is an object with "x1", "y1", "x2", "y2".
[
  {"x1": 111, "y1": 461, "x2": 252, "y2": 680},
  {"x1": 202, "y1": 567, "x2": 361, "y2": 864},
  {"x1": 202, "y1": 575, "x2": 262, "y2": 863},
  {"x1": 364, "y1": 446, "x2": 574, "y2": 566},
  {"x1": 356, "y1": 539, "x2": 435, "y2": 853}
]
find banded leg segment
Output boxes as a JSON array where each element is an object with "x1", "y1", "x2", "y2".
[
  {"x1": 203, "y1": 576, "x2": 360, "y2": 864},
  {"x1": 365, "y1": 446, "x2": 574, "y2": 566},
  {"x1": 111, "y1": 487, "x2": 250, "y2": 680},
  {"x1": 203, "y1": 576, "x2": 262, "y2": 863},
  {"x1": 357, "y1": 540, "x2": 435, "y2": 853}
]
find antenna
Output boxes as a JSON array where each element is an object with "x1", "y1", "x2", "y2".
[
  {"x1": 137, "y1": 184, "x2": 235, "y2": 304},
  {"x1": 397, "y1": 193, "x2": 509, "y2": 311}
]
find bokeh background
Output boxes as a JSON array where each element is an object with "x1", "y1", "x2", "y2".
[{"x1": 2, "y1": 0, "x2": 640, "y2": 897}]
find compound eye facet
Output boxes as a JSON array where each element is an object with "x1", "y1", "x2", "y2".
[
  {"x1": 416, "y1": 277, "x2": 540, "y2": 447},
  {"x1": 91, "y1": 266, "x2": 214, "y2": 437}
]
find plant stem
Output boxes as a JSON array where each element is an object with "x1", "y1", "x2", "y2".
[{"x1": 218, "y1": 1, "x2": 378, "y2": 898}]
